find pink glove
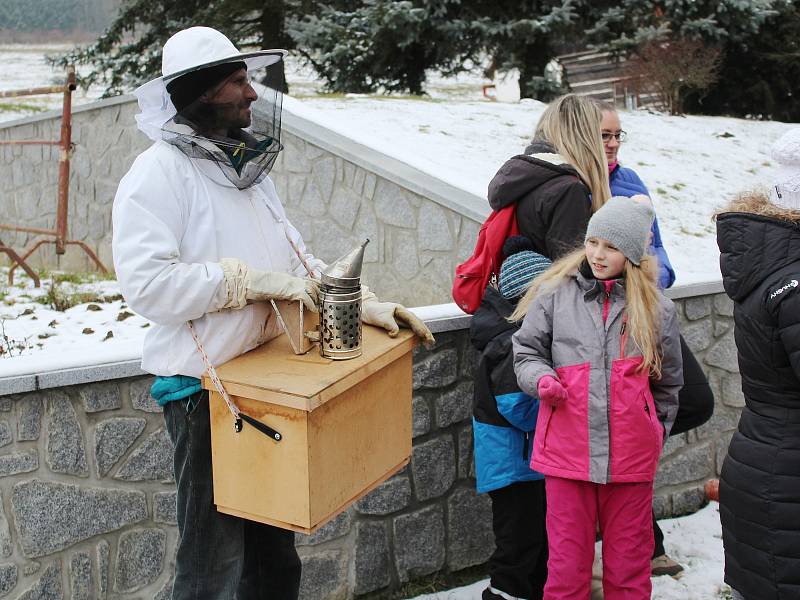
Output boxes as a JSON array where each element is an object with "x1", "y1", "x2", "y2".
[{"x1": 537, "y1": 375, "x2": 567, "y2": 408}]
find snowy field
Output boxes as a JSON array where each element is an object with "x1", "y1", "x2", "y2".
[
  {"x1": 408, "y1": 502, "x2": 728, "y2": 600},
  {"x1": 0, "y1": 44, "x2": 487, "y2": 122},
  {"x1": 0, "y1": 44, "x2": 103, "y2": 119}
]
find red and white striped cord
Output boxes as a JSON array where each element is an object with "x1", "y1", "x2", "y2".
[
  {"x1": 187, "y1": 320, "x2": 240, "y2": 420},
  {"x1": 282, "y1": 227, "x2": 316, "y2": 278}
]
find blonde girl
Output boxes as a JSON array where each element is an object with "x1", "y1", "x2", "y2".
[{"x1": 511, "y1": 196, "x2": 683, "y2": 600}]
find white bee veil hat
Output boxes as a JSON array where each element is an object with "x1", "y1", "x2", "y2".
[{"x1": 133, "y1": 26, "x2": 286, "y2": 142}]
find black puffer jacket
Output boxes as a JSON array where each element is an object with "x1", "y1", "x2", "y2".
[
  {"x1": 487, "y1": 141, "x2": 592, "y2": 260},
  {"x1": 716, "y1": 202, "x2": 800, "y2": 600}
]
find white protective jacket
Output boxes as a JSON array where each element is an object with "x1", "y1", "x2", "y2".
[{"x1": 112, "y1": 140, "x2": 326, "y2": 378}]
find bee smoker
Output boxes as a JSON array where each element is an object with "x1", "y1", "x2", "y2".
[{"x1": 319, "y1": 239, "x2": 369, "y2": 360}]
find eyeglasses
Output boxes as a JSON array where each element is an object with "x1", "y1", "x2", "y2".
[{"x1": 602, "y1": 131, "x2": 627, "y2": 143}]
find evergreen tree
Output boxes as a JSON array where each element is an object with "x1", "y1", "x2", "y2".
[
  {"x1": 583, "y1": 1, "x2": 785, "y2": 117},
  {"x1": 584, "y1": 0, "x2": 778, "y2": 51},
  {"x1": 288, "y1": 0, "x2": 479, "y2": 95},
  {"x1": 467, "y1": 0, "x2": 577, "y2": 99},
  {"x1": 684, "y1": 0, "x2": 800, "y2": 121},
  {"x1": 290, "y1": 0, "x2": 578, "y2": 98},
  {"x1": 52, "y1": 0, "x2": 310, "y2": 96}
]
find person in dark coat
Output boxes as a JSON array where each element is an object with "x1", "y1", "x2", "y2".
[
  {"x1": 488, "y1": 94, "x2": 612, "y2": 261},
  {"x1": 472, "y1": 236, "x2": 552, "y2": 600},
  {"x1": 716, "y1": 128, "x2": 800, "y2": 600},
  {"x1": 597, "y1": 102, "x2": 715, "y2": 578}
]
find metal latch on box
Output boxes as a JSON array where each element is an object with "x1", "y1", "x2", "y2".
[{"x1": 235, "y1": 412, "x2": 283, "y2": 442}]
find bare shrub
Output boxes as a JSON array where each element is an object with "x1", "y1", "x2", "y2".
[{"x1": 625, "y1": 37, "x2": 722, "y2": 115}]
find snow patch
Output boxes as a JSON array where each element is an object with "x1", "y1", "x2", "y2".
[{"x1": 407, "y1": 503, "x2": 728, "y2": 600}]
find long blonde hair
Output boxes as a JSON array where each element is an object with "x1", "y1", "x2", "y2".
[
  {"x1": 510, "y1": 248, "x2": 665, "y2": 377},
  {"x1": 534, "y1": 94, "x2": 612, "y2": 213}
]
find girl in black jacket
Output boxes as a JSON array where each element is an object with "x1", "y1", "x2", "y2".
[
  {"x1": 716, "y1": 128, "x2": 800, "y2": 600},
  {"x1": 472, "y1": 237, "x2": 552, "y2": 600},
  {"x1": 488, "y1": 94, "x2": 611, "y2": 261}
]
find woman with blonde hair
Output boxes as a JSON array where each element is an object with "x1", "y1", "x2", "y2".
[
  {"x1": 488, "y1": 93, "x2": 611, "y2": 260},
  {"x1": 511, "y1": 196, "x2": 683, "y2": 600}
]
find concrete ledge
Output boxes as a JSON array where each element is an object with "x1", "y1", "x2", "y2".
[
  {"x1": 410, "y1": 303, "x2": 471, "y2": 334},
  {"x1": 666, "y1": 280, "x2": 725, "y2": 300},
  {"x1": 0, "y1": 281, "x2": 727, "y2": 396},
  {"x1": 0, "y1": 94, "x2": 135, "y2": 131},
  {"x1": 0, "y1": 359, "x2": 145, "y2": 396},
  {"x1": 0, "y1": 306, "x2": 466, "y2": 395}
]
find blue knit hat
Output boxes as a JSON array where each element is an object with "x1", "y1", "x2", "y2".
[{"x1": 498, "y1": 236, "x2": 552, "y2": 300}]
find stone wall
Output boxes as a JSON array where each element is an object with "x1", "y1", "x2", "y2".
[
  {"x1": 0, "y1": 377, "x2": 175, "y2": 598},
  {"x1": 0, "y1": 98, "x2": 482, "y2": 307},
  {"x1": 0, "y1": 286, "x2": 743, "y2": 599}
]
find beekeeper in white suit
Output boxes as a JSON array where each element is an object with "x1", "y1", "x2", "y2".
[{"x1": 112, "y1": 26, "x2": 434, "y2": 599}]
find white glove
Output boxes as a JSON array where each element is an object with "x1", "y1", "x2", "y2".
[
  {"x1": 219, "y1": 258, "x2": 319, "y2": 312},
  {"x1": 361, "y1": 286, "x2": 435, "y2": 348}
]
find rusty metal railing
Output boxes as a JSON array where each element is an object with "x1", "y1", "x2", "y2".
[{"x1": 0, "y1": 65, "x2": 108, "y2": 287}]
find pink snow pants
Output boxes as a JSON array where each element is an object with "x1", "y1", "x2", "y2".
[{"x1": 543, "y1": 476, "x2": 653, "y2": 600}]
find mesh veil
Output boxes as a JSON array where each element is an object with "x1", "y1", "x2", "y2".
[{"x1": 162, "y1": 60, "x2": 285, "y2": 190}]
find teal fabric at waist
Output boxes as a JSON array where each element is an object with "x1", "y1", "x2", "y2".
[{"x1": 150, "y1": 375, "x2": 202, "y2": 406}]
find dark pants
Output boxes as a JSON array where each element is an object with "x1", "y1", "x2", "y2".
[
  {"x1": 487, "y1": 479, "x2": 548, "y2": 600},
  {"x1": 652, "y1": 335, "x2": 715, "y2": 558},
  {"x1": 164, "y1": 391, "x2": 301, "y2": 600}
]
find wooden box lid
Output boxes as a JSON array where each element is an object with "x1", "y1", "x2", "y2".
[{"x1": 202, "y1": 325, "x2": 415, "y2": 412}]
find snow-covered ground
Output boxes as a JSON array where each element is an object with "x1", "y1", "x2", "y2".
[
  {"x1": 0, "y1": 45, "x2": 488, "y2": 123},
  {"x1": 0, "y1": 270, "x2": 148, "y2": 374},
  {"x1": 408, "y1": 502, "x2": 728, "y2": 600}
]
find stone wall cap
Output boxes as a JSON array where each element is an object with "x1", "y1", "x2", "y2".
[
  {"x1": 0, "y1": 304, "x2": 469, "y2": 394},
  {"x1": 281, "y1": 94, "x2": 489, "y2": 223},
  {"x1": 665, "y1": 280, "x2": 725, "y2": 300},
  {"x1": 0, "y1": 281, "x2": 727, "y2": 396},
  {"x1": 0, "y1": 359, "x2": 145, "y2": 396},
  {"x1": 0, "y1": 94, "x2": 135, "y2": 131}
]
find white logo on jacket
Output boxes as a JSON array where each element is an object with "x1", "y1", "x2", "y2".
[{"x1": 769, "y1": 279, "x2": 799, "y2": 300}]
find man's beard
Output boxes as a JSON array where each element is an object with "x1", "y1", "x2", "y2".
[{"x1": 180, "y1": 99, "x2": 252, "y2": 135}]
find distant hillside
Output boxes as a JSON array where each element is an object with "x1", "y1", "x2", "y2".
[{"x1": 0, "y1": 0, "x2": 119, "y2": 35}]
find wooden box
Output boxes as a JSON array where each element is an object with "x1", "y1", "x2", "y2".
[{"x1": 202, "y1": 325, "x2": 415, "y2": 533}]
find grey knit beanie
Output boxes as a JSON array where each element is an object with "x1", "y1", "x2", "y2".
[{"x1": 585, "y1": 196, "x2": 655, "y2": 265}]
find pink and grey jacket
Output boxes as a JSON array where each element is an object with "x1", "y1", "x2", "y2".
[{"x1": 512, "y1": 266, "x2": 683, "y2": 484}]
